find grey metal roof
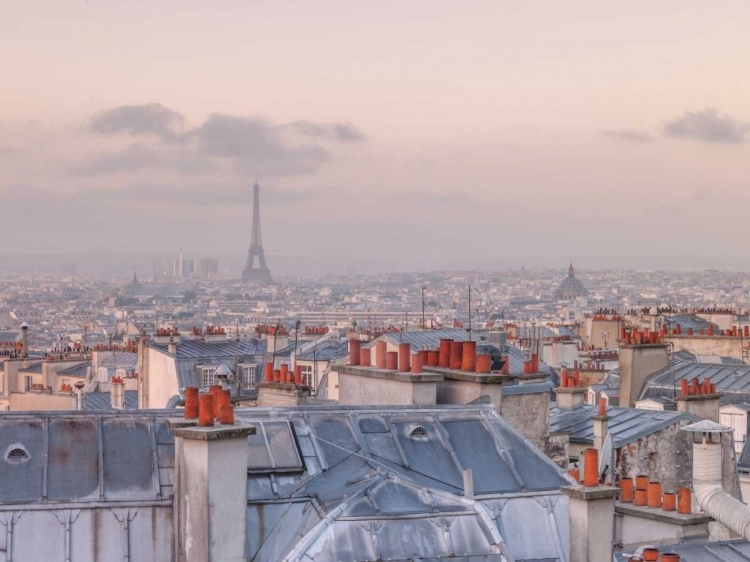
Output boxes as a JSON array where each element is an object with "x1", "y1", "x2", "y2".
[
  {"x1": 20, "y1": 362, "x2": 43, "y2": 374},
  {"x1": 502, "y1": 381, "x2": 555, "y2": 396},
  {"x1": 644, "y1": 360, "x2": 750, "y2": 394},
  {"x1": 297, "y1": 340, "x2": 349, "y2": 362},
  {"x1": 151, "y1": 338, "x2": 267, "y2": 389},
  {"x1": 0, "y1": 404, "x2": 569, "y2": 562},
  {"x1": 375, "y1": 329, "x2": 473, "y2": 351},
  {"x1": 151, "y1": 338, "x2": 266, "y2": 359},
  {"x1": 100, "y1": 352, "x2": 138, "y2": 369},
  {"x1": 58, "y1": 360, "x2": 91, "y2": 377},
  {"x1": 0, "y1": 411, "x2": 174, "y2": 504},
  {"x1": 236, "y1": 403, "x2": 569, "y2": 562},
  {"x1": 82, "y1": 390, "x2": 139, "y2": 410},
  {"x1": 664, "y1": 313, "x2": 718, "y2": 332},
  {"x1": 615, "y1": 540, "x2": 750, "y2": 561},
  {"x1": 550, "y1": 404, "x2": 698, "y2": 447}
]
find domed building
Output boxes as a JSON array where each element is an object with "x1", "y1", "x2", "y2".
[{"x1": 555, "y1": 263, "x2": 588, "y2": 300}]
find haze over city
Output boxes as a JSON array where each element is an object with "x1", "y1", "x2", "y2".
[{"x1": 3, "y1": 1, "x2": 750, "y2": 274}]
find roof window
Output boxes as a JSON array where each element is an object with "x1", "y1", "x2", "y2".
[{"x1": 6, "y1": 444, "x2": 30, "y2": 465}]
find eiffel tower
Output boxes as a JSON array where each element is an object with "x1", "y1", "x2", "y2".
[{"x1": 241, "y1": 180, "x2": 273, "y2": 284}]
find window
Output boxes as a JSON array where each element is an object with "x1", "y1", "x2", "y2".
[
  {"x1": 201, "y1": 367, "x2": 217, "y2": 388},
  {"x1": 300, "y1": 364, "x2": 314, "y2": 388},
  {"x1": 241, "y1": 365, "x2": 257, "y2": 390},
  {"x1": 24, "y1": 376, "x2": 32, "y2": 392}
]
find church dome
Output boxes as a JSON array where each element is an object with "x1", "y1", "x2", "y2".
[{"x1": 555, "y1": 263, "x2": 588, "y2": 300}]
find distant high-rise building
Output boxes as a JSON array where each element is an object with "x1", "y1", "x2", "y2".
[
  {"x1": 194, "y1": 258, "x2": 219, "y2": 277},
  {"x1": 153, "y1": 254, "x2": 218, "y2": 279},
  {"x1": 241, "y1": 180, "x2": 273, "y2": 284}
]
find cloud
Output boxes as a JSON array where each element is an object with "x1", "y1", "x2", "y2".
[
  {"x1": 281, "y1": 120, "x2": 366, "y2": 142},
  {"x1": 190, "y1": 114, "x2": 330, "y2": 175},
  {"x1": 663, "y1": 108, "x2": 750, "y2": 144},
  {"x1": 601, "y1": 129, "x2": 652, "y2": 143},
  {"x1": 87, "y1": 103, "x2": 185, "y2": 141},
  {"x1": 79, "y1": 105, "x2": 366, "y2": 177}
]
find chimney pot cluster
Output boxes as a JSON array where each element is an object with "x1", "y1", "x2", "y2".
[
  {"x1": 560, "y1": 369, "x2": 582, "y2": 388},
  {"x1": 368, "y1": 337, "x2": 499, "y2": 375},
  {"x1": 623, "y1": 475, "x2": 690, "y2": 516},
  {"x1": 680, "y1": 377, "x2": 716, "y2": 396}
]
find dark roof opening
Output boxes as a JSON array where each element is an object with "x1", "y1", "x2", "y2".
[
  {"x1": 6, "y1": 445, "x2": 30, "y2": 464},
  {"x1": 409, "y1": 426, "x2": 427, "y2": 438}
]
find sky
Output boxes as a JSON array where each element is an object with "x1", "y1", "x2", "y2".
[{"x1": 2, "y1": 1, "x2": 750, "y2": 274}]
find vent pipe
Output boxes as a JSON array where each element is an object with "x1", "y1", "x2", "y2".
[{"x1": 683, "y1": 421, "x2": 750, "y2": 539}]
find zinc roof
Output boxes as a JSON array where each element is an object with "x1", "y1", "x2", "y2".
[{"x1": 550, "y1": 404, "x2": 698, "y2": 447}]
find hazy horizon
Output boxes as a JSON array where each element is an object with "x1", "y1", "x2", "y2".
[{"x1": 3, "y1": 1, "x2": 750, "y2": 266}]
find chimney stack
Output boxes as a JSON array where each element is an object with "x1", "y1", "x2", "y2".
[
  {"x1": 561, "y1": 447, "x2": 619, "y2": 562},
  {"x1": 111, "y1": 376, "x2": 125, "y2": 410},
  {"x1": 173, "y1": 419, "x2": 254, "y2": 561}
]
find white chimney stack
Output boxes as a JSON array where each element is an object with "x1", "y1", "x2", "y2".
[{"x1": 111, "y1": 377, "x2": 125, "y2": 410}]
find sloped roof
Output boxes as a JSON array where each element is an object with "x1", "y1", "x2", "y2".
[
  {"x1": 58, "y1": 361, "x2": 91, "y2": 378},
  {"x1": 237, "y1": 404, "x2": 569, "y2": 562},
  {"x1": 375, "y1": 328, "x2": 473, "y2": 351},
  {"x1": 0, "y1": 411, "x2": 174, "y2": 505},
  {"x1": 297, "y1": 340, "x2": 349, "y2": 362},
  {"x1": 550, "y1": 404, "x2": 698, "y2": 447},
  {"x1": 615, "y1": 539, "x2": 750, "y2": 561},
  {"x1": 644, "y1": 360, "x2": 750, "y2": 394},
  {"x1": 82, "y1": 390, "x2": 139, "y2": 410}
]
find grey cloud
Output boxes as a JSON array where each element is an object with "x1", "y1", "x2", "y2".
[
  {"x1": 192, "y1": 114, "x2": 330, "y2": 175},
  {"x1": 282, "y1": 120, "x2": 366, "y2": 142},
  {"x1": 87, "y1": 103, "x2": 185, "y2": 141},
  {"x1": 663, "y1": 108, "x2": 750, "y2": 144},
  {"x1": 80, "y1": 104, "x2": 366, "y2": 177},
  {"x1": 601, "y1": 129, "x2": 652, "y2": 143}
]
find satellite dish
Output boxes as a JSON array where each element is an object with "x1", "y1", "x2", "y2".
[{"x1": 599, "y1": 433, "x2": 613, "y2": 482}]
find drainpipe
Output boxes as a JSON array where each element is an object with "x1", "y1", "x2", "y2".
[{"x1": 682, "y1": 421, "x2": 750, "y2": 539}]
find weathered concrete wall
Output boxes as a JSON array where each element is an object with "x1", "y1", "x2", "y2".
[
  {"x1": 500, "y1": 392, "x2": 549, "y2": 450},
  {"x1": 616, "y1": 509, "x2": 709, "y2": 550},
  {"x1": 0, "y1": 505, "x2": 173, "y2": 561},
  {"x1": 670, "y1": 336, "x2": 744, "y2": 361},
  {"x1": 436, "y1": 379, "x2": 502, "y2": 411},
  {"x1": 619, "y1": 345, "x2": 670, "y2": 407},
  {"x1": 676, "y1": 395, "x2": 720, "y2": 422},
  {"x1": 257, "y1": 384, "x2": 309, "y2": 407},
  {"x1": 338, "y1": 372, "x2": 437, "y2": 406},
  {"x1": 542, "y1": 341, "x2": 580, "y2": 368},
  {"x1": 9, "y1": 391, "x2": 75, "y2": 411}
]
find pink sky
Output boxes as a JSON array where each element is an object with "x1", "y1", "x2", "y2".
[{"x1": 2, "y1": 1, "x2": 750, "y2": 267}]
